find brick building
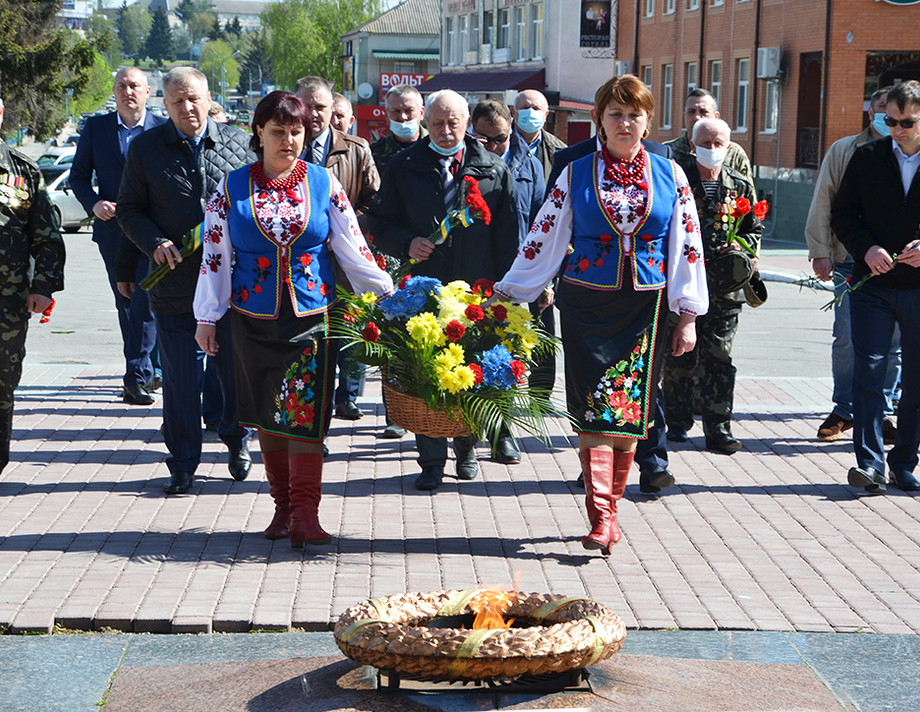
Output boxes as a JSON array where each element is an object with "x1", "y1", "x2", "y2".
[{"x1": 617, "y1": 0, "x2": 920, "y2": 242}]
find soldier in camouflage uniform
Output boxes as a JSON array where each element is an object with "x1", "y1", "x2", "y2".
[
  {"x1": 663, "y1": 117, "x2": 762, "y2": 454},
  {"x1": 370, "y1": 84, "x2": 428, "y2": 175},
  {"x1": 0, "y1": 97, "x2": 66, "y2": 473}
]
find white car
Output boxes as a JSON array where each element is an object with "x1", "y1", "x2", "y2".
[
  {"x1": 42, "y1": 166, "x2": 91, "y2": 233},
  {"x1": 37, "y1": 146, "x2": 77, "y2": 167}
]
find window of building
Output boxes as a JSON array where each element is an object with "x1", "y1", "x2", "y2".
[
  {"x1": 764, "y1": 81, "x2": 779, "y2": 133},
  {"x1": 643, "y1": 65, "x2": 653, "y2": 90},
  {"x1": 458, "y1": 15, "x2": 468, "y2": 64},
  {"x1": 688, "y1": 0, "x2": 699, "y2": 9},
  {"x1": 686, "y1": 62, "x2": 697, "y2": 94},
  {"x1": 531, "y1": 3, "x2": 544, "y2": 59},
  {"x1": 514, "y1": 6, "x2": 526, "y2": 60},
  {"x1": 662, "y1": 64, "x2": 674, "y2": 129},
  {"x1": 711, "y1": 0, "x2": 724, "y2": 6},
  {"x1": 483, "y1": 10, "x2": 493, "y2": 45},
  {"x1": 665, "y1": 0, "x2": 676, "y2": 14},
  {"x1": 445, "y1": 16, "x2": 455, "y2": 65},
  {"x1": 736, "y1": 57, "x2": 750, "y2": 131},
  {"x1": 469, "y1": 13, "x2": 479, "y2": 54},
  {"x1": 645, "y1": 0, "x2": 655, "y2": 18},
  {"x1": 710, "y1": 60, "x2": 722, "y2": 107},
  {"x1": 498, "y1": 8, "x2": 510, "y2": 49}
]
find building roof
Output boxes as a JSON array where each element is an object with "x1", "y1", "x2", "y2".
[
  {"x1": 372, "y1": 50, "x2": 440, "y2": 61},
  {"x1": 210, "y1": 1, "x2": 271, "y2": 16},
  {"x1": 417, "y1": 69, "x2": 546, "y2": 94},
  {"x1": 349, "y1": 0, "x2": 440, "y2": 36}
]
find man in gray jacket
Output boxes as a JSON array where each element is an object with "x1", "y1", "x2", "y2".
[
  {"x1": 117, "y1": 67, "x2": 255, "y2": 495},
  {"x1": 805, "y1": 86, "x2": 900, "y2": 444}
]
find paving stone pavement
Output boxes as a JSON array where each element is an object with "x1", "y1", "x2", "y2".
[{"x1": 2, "y1": 362, "x2": 918, "y2": 637}]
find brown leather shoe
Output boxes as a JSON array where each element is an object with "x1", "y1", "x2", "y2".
[
  {"x1": 817, "y1": 413, "x2": 853, "y2": 441},
  {"x1": 883, "y1": 417, "x2": 897, "y2": 446}
]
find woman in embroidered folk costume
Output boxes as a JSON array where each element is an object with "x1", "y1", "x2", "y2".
[
  {"x1": 194, "y1": 92, "x2": 393, "y2": 549},
  {"x1": 494, "y1": 75, "x2": 708, "y2": 554}
]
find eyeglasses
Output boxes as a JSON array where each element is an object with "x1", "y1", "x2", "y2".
[
  {"x1": 472, "y1": 132, "x2": 509, "y2": 146},
  {"x1": 883, "y1": 115, "x2": 920, "y2": 129}
]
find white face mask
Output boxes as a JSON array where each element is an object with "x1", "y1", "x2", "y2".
[{"x1": 696, "y1": 145, "x2": 728, "y2": 170}]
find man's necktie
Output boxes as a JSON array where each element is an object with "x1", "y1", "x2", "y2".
[
  {"x1": 311, "y1": 140, "x2": 324, "y2": 166},
  {"x1": 440, "y1": 156, "x2": 456, "y2": 207}
]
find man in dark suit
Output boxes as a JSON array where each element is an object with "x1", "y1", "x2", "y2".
[
  {"x1": 548, "y1": 131, "x2": 676, "y2": 496},
  {"x1": 71, "y1": 67, "x2": 166, "y2": 406}
]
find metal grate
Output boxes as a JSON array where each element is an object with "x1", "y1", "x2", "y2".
[{"x1": 377, "y1": 667, "x2": 590, "y2": 693}]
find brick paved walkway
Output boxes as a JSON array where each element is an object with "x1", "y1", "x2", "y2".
[{"x1": 2, "y1": 365, "x2": 918, "y2": 636}]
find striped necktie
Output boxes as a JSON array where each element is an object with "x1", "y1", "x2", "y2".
[
  {"x1": 311, "y1": 139, "x2": 324, "y2": 166},
  {"x1": 440, "y1": 156, "x2": 456, "y2": 207}
]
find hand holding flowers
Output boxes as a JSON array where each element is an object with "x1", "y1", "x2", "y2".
[{"x1": 720, "y1": 197, "x2": 769, "y2": 258}]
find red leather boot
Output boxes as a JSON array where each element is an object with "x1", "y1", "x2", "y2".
[
  {"x1": 608, "y1": 448, "x2": 635, "y2": 548},
  {"x1": 262, "y1": 449, "x2": 290, "y2": 540},
  {"x1": 580, "y1": 448, "x2": 615, "y2": 554},
  {"x1": 288, "y1": 452, "x2": 332, "y2": 548}
]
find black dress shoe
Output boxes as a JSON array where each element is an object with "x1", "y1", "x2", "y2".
[
  {"x1": 383, "y1": 422, "x2": 406, "y2": 439},
  {"x1": 163, "y1": 471, "x2": 193, "y2": 494},
  {"x1": 492, "y1": 436, "x2": 521, "y2": 464},
  {"x1": 415, "y1": 466, "x2": 444, "y2": 491},
  {"x1": 323, "y1": 443, "x2": 329, "y2": 458},
  {"x1": 889, "y1": 470, "x2": 920, "y2": 492},
  {"x1": 575, "y1": 472, "x2": 585, "y2": 488},
  {"x1": 639, "y1": 468, "x2": 676, "y2": 494},
  {"x1": 453, "y1": 438, "x2": 479, "y2": 480},
  {"x1": 666, "y1": 427, "x2": 689, "y2": 443},
  {"x1": 228, "y1": 442, "x2": 252, "y2": 481},
  {"x1": 706, "y1": 434, "x2": 742, "y2": 454},
  {"x1": 335, "y1": 401, "x2": 363, "y2": 420},
  {"x1": 146, "y1": 375, "x2": 163, "y2": 392},
  {"x1": 123, "y1": 384, "x2": 155, "y2": 406},
  {"x1": 847, "y1": 466, "x2": 887, "y2": 494}
]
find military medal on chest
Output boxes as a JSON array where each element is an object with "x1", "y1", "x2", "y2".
[{"x1": 0, "y1": 173, "x2": 30, "y2": 209}]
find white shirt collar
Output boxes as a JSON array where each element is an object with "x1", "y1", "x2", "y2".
[
  {"x1": 312, "y1": 126, "x2": 330, "y2": 151},
  {"x1": 116, "y1": 109, "x2": 147, "y2": 130},
  {"x1": 892, "y1": 140, "x2": 920, "y2": 195}
]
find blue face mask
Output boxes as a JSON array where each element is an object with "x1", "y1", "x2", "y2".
[
  {"x1": 516, "y1": 107, "x2": 545, "y2": 134},
  {"x1": 389, "y1": 118, "x2": 419, "y2": 140},
  {"x1": 429, "y1": 137, "x2": 464, "y2": 157},
  {"x1": 872, "y1": 112, "x2": 891, "y2": 138}
]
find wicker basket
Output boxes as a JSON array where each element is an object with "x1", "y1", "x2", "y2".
[
  {"x1": 381, "y1": 379, "x2": 471, "y2": 439},
  {"x1": 334, "y1": 590, "x2": 627, "y2": 680}
]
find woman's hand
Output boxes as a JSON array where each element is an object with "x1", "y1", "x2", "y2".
[
  {"x1": 670, "y1": 314, "x2": 697, "y2": 357},
  {"x1": 196, "y1": 323, "x2": 219, "y2": 357},
  {"x1": 537, "y1": 286, "x2": 555, "y2": 312}
]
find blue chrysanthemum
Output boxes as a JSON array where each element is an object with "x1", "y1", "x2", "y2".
[
  {"x1": 480, "y1": 344, "x2": 517, "y2": 390},
  {"x1": 378, "y1": 276, "x2": 442, "y2": 319}
]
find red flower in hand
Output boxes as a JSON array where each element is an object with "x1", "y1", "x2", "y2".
[
  {"x1": 445, "y1": 320, "x2": 465, "y2": 342},
  {"x1": 257, "y1": 256, "x2": 271, "y2": 270},
  {"x1": 732, "y1": 197, "x2": 752, "y2": 218},
  {"x1": 362, "y1": 322, "x2": 380, "y2": 342},
  {"x1": 753, "y1": 199, "x2": 769, "y2": 220},
  {"x1": 464, "y1": 304, "x2": 485, "y2": 322}
]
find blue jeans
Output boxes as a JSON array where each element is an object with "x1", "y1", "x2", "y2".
[
  {"x1": 849, "y1": 283, "x2": 920, "y2": 477},
  {"x1": 333, "y1": 345, "x2": 366, "y2": 405},
  {"x1": 833, "y1": 262, "x2": 901, "y2": 418},
  {"x1": 155, "y1": 312, "x2": 247, "y2": 475},
  {"x1": 635, "y1": 389, "x2": 668, "y2": 473}
]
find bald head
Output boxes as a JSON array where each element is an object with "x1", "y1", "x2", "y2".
[
  {"x1": 514, "y1": 89, "x2": 548, "y2": 112},
  {"x1": 114, "y1": 67, "x2": 150, "y2": 126},
  {"x1": 512, "y1": 89, "x2": 549, "y2": 140},
  {"x1": 425, "y1": 90, "x2": 469, "y2": 154}
]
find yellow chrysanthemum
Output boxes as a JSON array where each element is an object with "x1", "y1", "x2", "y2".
[
  {"x1": 406, "y1": 313, "x2": 445, "y2": 347},
  {"x1": 434, "y1": 343, "x2": 465, "y2": 370},
  {"x1": 438, "y1": 365, "x2": 475, "y2": 394},
  {"x1": 360, "y1": 292, "x2": 377, "y2": 305}
]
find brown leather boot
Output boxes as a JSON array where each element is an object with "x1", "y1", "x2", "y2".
[
  {"x1": 608, "y1": 448, "x2": 635, "y2": 547},
  {"x1": 580, "y1": 448, "x2": 615, "y2": 555},
  {"x1": 262, "y1": 449, "x2": 290, "y2": 540},
  {"x1": 289, "y1": 452, "x2": 332, "y2": 548}
]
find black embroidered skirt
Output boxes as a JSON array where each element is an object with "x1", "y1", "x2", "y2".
[
  {"x1": 557, "y1": 279, "x2": 668, "y2": 438},
  {"x1": 230, "y1": 298, "x2": 340, "y2": 442}
]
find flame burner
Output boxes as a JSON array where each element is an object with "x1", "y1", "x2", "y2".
[
  {"x1": 334, "y1": 590, "x2": 627, "y2": 684},
  {"x1": 377, "y1": 667, "x2": 591, "y2": 693}
]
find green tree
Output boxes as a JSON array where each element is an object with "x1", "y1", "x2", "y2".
[
  {"x1": 145, "y1": 5, "x2": 173, "y2": 66},
  {"x1": 83, "y1": 9, "x2": 120, "y2": 70},
  {"x1": 263, "y1": 0, "x2": 383, "y2": 89},
  {"x1": 0, "y1": 0, "x2": 99, "y2": 140},
  {"x1": 172, "y1": 26, "x2": 192, "y2": 60},
  {"x1": 176, "y1": 0, "x2": 210, "y2": 24},
  {"x1": 72, "y1": 49, "x2": 113, "y2": 116},
  {"x1": 199, "y1": 39, "x2": 239, "y2": 102},
  {"x1": 227, "y1": 16, "x2": 242, "y2": 37},
  {"x1": 237, "y1": 31, "x2": 273, "y2": 98},
  {"x1": 187, "y1": 11, "x2": 216, "y2": 43},
  {"x1": 117, "y1": 1, "x2": 152, "y2": 57},
  {"x1": 208, "y1": 15, "x2": 223, "y2": 41}
]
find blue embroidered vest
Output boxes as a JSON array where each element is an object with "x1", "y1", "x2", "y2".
[
  {"x1": 224, "y1": 163, "x2": 335, "y2": 319},
  {"x1": 563, "y1": 150, "x2": 677, "y2": 291}
]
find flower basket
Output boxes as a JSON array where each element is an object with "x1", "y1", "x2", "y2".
[
  {"x1": 382, "y1": 378, "x2": 470, "y2": 439},
  {"x1": 334, "y1": 590, "x2": 627, "y2": 680},
  {"x1": 330, "y1": 277, "x2": 561, "y2": 445}
]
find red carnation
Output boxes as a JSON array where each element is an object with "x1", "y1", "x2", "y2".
[
  {"x1": 490, "y1": 304, "x2": 507, "y2": 322},
  {"x1": 510, "y1": 360, "x2": 526, "y2": 382},
  {"x1": 469, "y1": 363, "x2": 484, "y2": 385},
  {"x1": 445, "y1": 320, "x2": 465, "y2": 342},
  {"x1": 472, "y1": 279, "x2": 494, "y2": 297},
  {"x1": 300, "y1": 253, "x2": 313, "y2": 267},
  {"x1": 375, "y1": 254, "x2": 388, "y2": 271},
  {"x1": 464, "y1": 304, "x2": 485, "y2": 322},
  {"x1": 362, "y1": 322, "x2": 380, "y2": 342},
  {"x1": 257, "y1": 256, "x2": 271, "y2": 270},
  {"x1": 398, "y1": 275, "x2": 409, "y2": 289}
]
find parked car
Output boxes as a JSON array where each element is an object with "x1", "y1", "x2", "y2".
[
  {"x1": 155, "y1": 89, "x2": 163, "y2": 97},
  {"x1": 42, "y1": 166, "x2": 91, "y2": 233},
  {"x1": 37, "y1": 146, "x2": 77, "y2": 167}
]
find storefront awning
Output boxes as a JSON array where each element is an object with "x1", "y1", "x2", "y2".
[
  {"x1": 372, "y1": 51, "x2": 440, "y2": 61},
  {"x1": 417, "y1": 69, "x2": 545, "y2": 94},
  {"x1": 557, "y1": 99, "x2": 594, "y2": 112}
]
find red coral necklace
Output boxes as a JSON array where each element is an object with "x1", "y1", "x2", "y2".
[
  {"x1": 601, "y1": 145, "x2": 647, "y2": 189},
  {"x1": 251, "y1": 160, "x2": 307, "y2": 201}
]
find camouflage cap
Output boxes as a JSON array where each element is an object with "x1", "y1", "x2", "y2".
[{"x1": 707, "y1": 250, "x2": 754, "y2": 295}]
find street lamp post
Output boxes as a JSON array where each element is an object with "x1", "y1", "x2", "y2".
[{"x1": 219, "y1": 49, "x2": 241, "y2": 107}]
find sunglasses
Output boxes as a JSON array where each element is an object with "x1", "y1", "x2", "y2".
[
  {"x1": 473, "y1": 132, "x2": 509, "y2": 146},
  {"x1": 883, "y1": 115, "x2": 920, "y2": 129}
]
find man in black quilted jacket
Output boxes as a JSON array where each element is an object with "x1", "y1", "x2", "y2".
[{"x1": 117, "y1": 67, "x2": 255, "y2": 495}]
